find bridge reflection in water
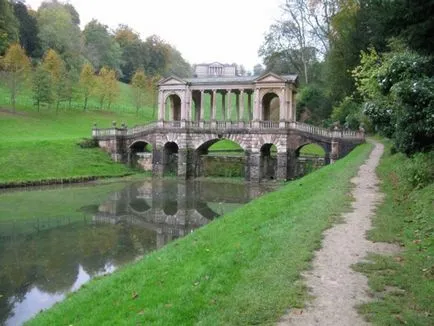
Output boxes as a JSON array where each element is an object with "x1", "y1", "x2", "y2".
[{"x1": 0, "y1": 180, "x2": 272, "y2": 326}]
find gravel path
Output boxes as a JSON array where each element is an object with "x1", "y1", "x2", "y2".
[{"x1": 278, "y1": 142, "x2": 400, "y2": 326}]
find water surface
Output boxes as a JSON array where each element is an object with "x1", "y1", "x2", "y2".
[{"x1": 0, "y1": 179, "x2": 273, "y2": 325}]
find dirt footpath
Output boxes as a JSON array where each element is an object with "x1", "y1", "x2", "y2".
[{"x1": 278, "y1": 142, "x2": 399, "y2": 326}]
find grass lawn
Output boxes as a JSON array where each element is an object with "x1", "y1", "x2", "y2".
[
  {"x1": 0, "y1": 107, "x2": 153, "y2": 185},
  {"x1": 27, "y1": 143, "x2": 372, "y2": 326},
  {"x1": 353, "y1": 141, "x2": 434, "y2": 325}
]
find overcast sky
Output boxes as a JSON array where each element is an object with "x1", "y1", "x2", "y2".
[{"x1": 25, "y1": 0, "x2": 284, "y2": 71}]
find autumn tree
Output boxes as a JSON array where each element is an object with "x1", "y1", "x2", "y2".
[
  {"x1": 42, "y1": 48, "x2": 67, "y2": 110},
  {"x1": 0, "y1": 0, "x2": 19, "y2": 54},
  {"x1": 79, "y1": 63, "x2": 95, "y2": 111},
  {"x1": 131, "y1": 68, "x2": 147, "y2": 113},
  {"x1": 96, "y1": 66, "x2": 119, "y2": 110},
  {"x1": 32, "y1": 64, "x2": 53, "y2": 111},
  {"x1": 0, "y1": 43, "x2": 30, "y2": 111}
]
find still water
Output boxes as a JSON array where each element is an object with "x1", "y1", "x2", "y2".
[{"x1": 0, "y1": 179, "x2": 273, "y2": 325}]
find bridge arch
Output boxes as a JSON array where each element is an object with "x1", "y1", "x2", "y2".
[
  {"x1": 260, "y1": 143, "x2": 278, "y2": 180},
  {"x1": 261, "y1": 92, "x2": 280, "y2": 121},
  {"x1": 295, "y1": 142, "x2": 327, "y2": 158},
  {"x1": 163, "y1": 141, "x2": 179, "y2": 176},
  {"x1": 165, "y1": 93, "x2": 182, "y2": 121}
]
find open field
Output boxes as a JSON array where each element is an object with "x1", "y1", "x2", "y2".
[{"x1": 27, "y1": 143, "x2": 372, "y2": 325}]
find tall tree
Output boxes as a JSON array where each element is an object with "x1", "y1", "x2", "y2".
[
  {"x1": 83, "y1": 19, "x2": 122, "y2": 73},
  {"x1": 42, "y1": 48, "x2": 67, "y2": 110},
  {"x1": 37, "y1": 0, "x2": 82, "y2": 70},
  {"x1": 0, "y1": 43, "x2": 30, "y2": 110},
  {"x1": 131, "y1": 68, "x2": 147, "y2": 114},
  {"x1": 32, "y1": 64, "x2": 53, "y2": 111},
  {"x1": 96, "y1": 66, "x2": 119, "y2": 110},
  {"x1": 79, "y1": 63, "x2": 96, "y2": 111},
  {"x1": 12, "y1": 1, "x2": 41, "y2": 57},
  {"x1": 0, "y1": 0, "x2": 19, "y2": 54}
]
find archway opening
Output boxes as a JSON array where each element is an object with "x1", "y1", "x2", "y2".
[
  {"x1": 195, "y1": 139, "x2": 244, "y2": 177},
  {"x1": 165, "y1": 94, "x2": 181, "y2": 121},
  {"x1": 262, "y1": 92, "x2": 279, "y2": 122},
  {"x1": 163, "y1": 142, "x2": 179, "y2": 176},
  {"x1": 260, "y1": 143, "x2": 277, "y2": 180},
  {"x1": 192, "y1": 90, "x2": 201, "y2": 121},
  {"x1": 129, "y1": 141, "x2": 153, "y2": 168},
  {"x1": 295, "y1": 143, "x2": 326, "y2": 177}
]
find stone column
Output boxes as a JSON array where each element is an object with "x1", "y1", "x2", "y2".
[
  {"x1": 247, "y1": 92, "x2": 252, "y2": 121},
  {"x1": 245, "y1": 151, "x2": 261, "y2": 182},
  {"x1": 177, "y1": 148, "x2": 194, "y2": 179},
  {"x1": 252, "y1": 88, "x2": 260, "y2": 128},
  {"x1": 286, "y1": 150, "x2": 297, "y2": 180},
  {"x1": 235, "y1": 92, "x2": 240, "y2": 121},
  {"x1": 331, "y1": 140, "x2": 339, "y2": 163},
  {"x1": 200, "y1": 90, "x2": 205, "y2": 121},
  {"x1": 227, "y1": 90, "x2": 232, "y2": 120},
  {"x1": 152, "y1": 146, "x2": 164, "y2": 177},
  {"x1": 239, "y1": 90, "x2": 245, "y2": 122},
  {"x1": 158, "y1": 90, "x2": 164, "y2": 121},
  {"x1": 181, "y1": 91, "x2": 188, "y2": 121},
  {"x1": 276, "y1": 151, "x2": 288, "y2": 181},
  {"x1": 211, "y1": 89, "x2": 217, "y2": 121},
  {"x1": 221, "y1": 92, "x2": 226, "y2": 120}
]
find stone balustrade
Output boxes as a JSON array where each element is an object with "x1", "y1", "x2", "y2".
[{"x1": 92, "y1": 120, "x2": 365, "y2": 140}]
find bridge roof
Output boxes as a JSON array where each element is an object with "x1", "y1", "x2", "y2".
[{"x1": 159, "y1": 72, "x2": 298, "y2": 87}]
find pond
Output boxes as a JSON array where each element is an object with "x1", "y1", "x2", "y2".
[{"x1": 0, "y1": 179, "x2": 274, "y2": 326}]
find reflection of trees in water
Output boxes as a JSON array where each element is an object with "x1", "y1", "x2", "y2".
[
  {"x1": 0, "y1": 220, "x2": 155, "y2": 324},
  {"x1": 0, "y1": 179, "x2": 270, "y2": 325}
]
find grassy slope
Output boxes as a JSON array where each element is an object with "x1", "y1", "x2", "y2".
[
  {"x1": 27, "y1": 143, "x2": 372, "y2": 326},
  {"x1": 354, "y1": 142, "x2": 434, "y2": 325},
  {"x1": 0, "y1": 107, "x2": 153, "y2": 184}
]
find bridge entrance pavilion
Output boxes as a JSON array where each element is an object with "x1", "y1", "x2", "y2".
[
  {"x1": 158, "y1": 72, "x2": 298, "y2": 127},
  {"x1": 93, "y1": 72, "x2": 365, "y2": 182}
]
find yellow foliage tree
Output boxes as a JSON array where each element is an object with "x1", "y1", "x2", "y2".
[
  {"x1": 131, "y1": 68, "x2": 146, "y2": 113},
  {"x1": 0, "y1": 43, "x2": 30, "y2": 110},
  {"x1": 79, "y1": 63, "x2": 96, "y2": 111},
  {"x1": 96, "y1": 66, "x2": 119, "y2": 110},
  {"x1": 42, "y1": 49, "x2": 66, "y2": 110}
]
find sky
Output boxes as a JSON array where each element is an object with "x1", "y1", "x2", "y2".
[{"x1": 25, "y1": 0, "x2": 284, "y2": 72}]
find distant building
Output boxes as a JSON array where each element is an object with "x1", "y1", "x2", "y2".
[{"x1": 193, "y1": 62, "x2": 237, "y2": 78}]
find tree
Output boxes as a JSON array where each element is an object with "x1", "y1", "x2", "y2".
[
  {"x1": 96, "y1": 66, "x2": 119, "y2": 110},
  {"x1": 0, "y1": 0, "x2": 19, "y2": 54},
  {"x1": 12, "y1": 1, "x2": 41, "y2": 57},
  {"x1": 79, "y1": 63, "x2": 96, "y2": 111},
  {"x1": 131, "y1": 69, "x2": 147, "y2": 114},
  {"x1": 32, "y1": 64, "x2": 53, "y2": 111},
  {"x1": 37, "y1": 1, "x2": 82, "y2": 70},
  {"x1": 253, "y1": 64, "x2": 264, "y2": 76},
  {"x1": 354, "y1": 46, "x2": 434, "y2": 154},
  {"x1": 0, "y1": 43, "x2": 30, "y2": 110},
  {"x1": 42, "y1": 48, "x2": 67, "y2": 110},
  {"x1": 83, "y1": 19, "x2": 122, "y2": 73}
]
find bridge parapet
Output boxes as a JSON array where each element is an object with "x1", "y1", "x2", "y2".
[{"x1": 92, "y1": 121, "x2": 364, "y2": 140}]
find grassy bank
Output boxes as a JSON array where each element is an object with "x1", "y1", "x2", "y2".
[
  {"x1": 354, "y1": 142, "x2": 434, "y2": 325},
  {"x1": 27, "y1": 143, "x2": 372, "y2": 326},
  {"x1": 0, "y1": 109, "x2": 153, "y2": 185}
]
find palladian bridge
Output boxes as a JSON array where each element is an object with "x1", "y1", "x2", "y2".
[{"x1": 92, "y1": 72, "x2": 365, "y2": 181}]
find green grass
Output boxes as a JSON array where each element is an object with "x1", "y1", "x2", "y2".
[
  {"x1": 0, "y1": 100, "x2": 154, "y2": 184},
  {"x1": 353, "y1": 141, "x2": 434, "y2": 325},
  {"x1": 27, "y1": 143, "x2": 372, "y2": 326}
]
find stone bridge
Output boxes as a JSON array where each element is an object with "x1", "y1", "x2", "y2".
[
  {"x1": 92, "y1": 72, "x2": 365, "y2": 181},
  {"x1": 93, "y1": 120, "x2": 364, "y2": 181}
]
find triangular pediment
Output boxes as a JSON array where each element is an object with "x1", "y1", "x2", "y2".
[
  {"x1": 158, "y1": 75, "x2": 187, "y2": 86},
  {"x1": 255, "y1": 72, "x2": 285, "y2": 83}
]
